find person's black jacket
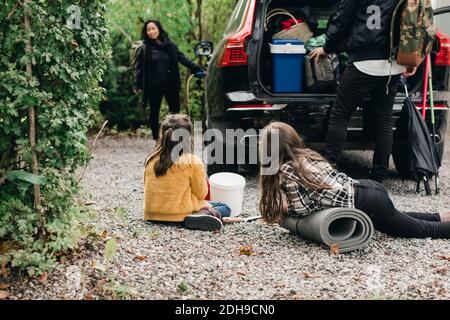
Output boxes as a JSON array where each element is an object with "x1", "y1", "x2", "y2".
[
  {"x1": 323, "y1": 0, "x2": 399, "y2": 63},
  {"x1": 134, "y1": 38, "x2": 201, "y2": 103}
]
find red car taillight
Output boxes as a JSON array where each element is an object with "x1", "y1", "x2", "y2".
[
  {"x1": 218, "y1": 0, "x2": 256, "y2": 67},
  {"x1": 435, "y1": 31, "x2": 450, "y2": 66}
]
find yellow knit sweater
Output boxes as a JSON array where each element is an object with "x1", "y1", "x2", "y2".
[{"x1": 144, "y1": 153, "x2": 211, "y2": 222}]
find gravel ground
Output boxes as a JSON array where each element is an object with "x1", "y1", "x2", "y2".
[{"x1": 6, "y1": 133, "x2": 450, "y2": 300}]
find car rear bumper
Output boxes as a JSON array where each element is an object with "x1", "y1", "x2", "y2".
[{"x1": 207, "y1": 91, "x2": 449, "y2": 151}]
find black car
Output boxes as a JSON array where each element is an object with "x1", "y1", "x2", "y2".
[{"x1": 198, "y1": 0, "x2": 450, "y2": 175}]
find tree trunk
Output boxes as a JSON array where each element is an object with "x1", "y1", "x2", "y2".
[{"x1": 24, "y1": 0, "x2": 42, "y2": 220}]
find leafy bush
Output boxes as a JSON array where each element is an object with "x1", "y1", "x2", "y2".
[{"x1": 0, "y1": 0, "x2": 110, "y2": 276}]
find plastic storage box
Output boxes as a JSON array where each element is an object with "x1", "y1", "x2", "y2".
[{"x1": 269, "y1": 39, "x2": 306, "y2": 93}]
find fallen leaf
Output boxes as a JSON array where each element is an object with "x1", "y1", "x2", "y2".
[
  {"x1": 1, "y1": 259, "x2": 8, "y2": 279},
  {"x1": 0, "y1": 283, "x2": 9, "y2": 290},
  {"x1": 134, "y1": 255, "x2": 147, "y2": 262},
  {"x1": 91, "y1": 260, "x2": 106, "y2": 272},
  {"x1": 38, "y1": 272, "x2": 48, "y2": 284},
  {"x1": 178, "y1": 280, "x2": 189, "y2": 293},
  {"x1": 239, "y1": 245, "x2": 253, "y2": 256},
  {"x1": 302, "y1": 271, "x2": 320, "y2": 279},
  {"x1": 0, "y1": 242, "x2": 8, "y2": 255},
  {"x1": 0, "y1": 242, "x2": 9, "y2": 279},
  {"x1": 438, "y1": 288, "x2": 446, "y2": 296},
  {"x1": 0, "y1": 290, "x2": 8, "y2": 300},
  {"x1": 237, "y1": 271, "x2": 248, "y2": 276},
  {"x1": 438, "y1": 255, "x2": 450, "y2": 262},
  {"x1": 330, "y1": 244, "x2": 340, "y2": 255},
  {"x1": 150, "y1": 232, "x2": 160, "y2": 240},
  {"x1": 436, "y1": 266, "x2": 448, "y2": 275},
  {"x1": 84, "y1": 293, "x2": 94, "y2": 300},
  {"x1": 99, "y1": 230, "x2": 108, "y2": 239}
]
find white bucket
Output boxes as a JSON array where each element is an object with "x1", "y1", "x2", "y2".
[{"x1": 209, "y1": 172, "x2": 246, "y2": 217}]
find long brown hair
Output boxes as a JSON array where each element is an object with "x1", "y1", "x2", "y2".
[
  {"x1": 259, "y1": 122, "x2": 332, "y2": 223},
  {"x1": 145, "y1": 114, "x2": 194, "y2": 177}
]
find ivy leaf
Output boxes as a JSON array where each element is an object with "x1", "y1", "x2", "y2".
[
  {"x1": 104, "y1": 238, "x2": 118, "y2": 264},
  {"x1": 6, "y1": 170, "x2": 46, "y2": 185}
]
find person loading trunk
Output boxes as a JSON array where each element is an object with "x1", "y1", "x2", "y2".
[
  {"x1": 310, "y1": 0, "x2": 417, "y2": 183},
  {"x1": 134, "y1": 20, "x2": 205, "y2": 141}
]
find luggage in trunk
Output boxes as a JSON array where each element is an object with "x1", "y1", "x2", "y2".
[{"x1": 260, "y1": 0, "x2": 341, "y2": 94}]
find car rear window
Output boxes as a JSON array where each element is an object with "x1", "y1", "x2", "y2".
[{"x1": 224, "y1": 0, "x2": 249, "y2": 36}]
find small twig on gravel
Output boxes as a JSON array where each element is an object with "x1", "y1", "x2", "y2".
[{"x1": 77, "y1": 121, "x2": 109, "y2": 184}]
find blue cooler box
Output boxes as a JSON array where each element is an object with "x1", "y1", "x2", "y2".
[{"x1": 270, "y1": 39, "x2": 306, "y2": 93}]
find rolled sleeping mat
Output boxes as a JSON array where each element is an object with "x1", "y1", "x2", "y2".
[{"x1": 281, "y1": 208, "x2": 374, "y2": 253}]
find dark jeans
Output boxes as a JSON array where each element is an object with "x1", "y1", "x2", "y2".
[
  {"x1": 209, "y1": 201, "x2": 231, "y2": 218},
  {"x1": 325, "y1": 64, "x2": 401, "y2": 179},
  {"x1": 148, "y1": 89, "x2": 181, "y2": 139},
  {"x1": 355, "y1": 179, "x2": 450, "y2": 238}
]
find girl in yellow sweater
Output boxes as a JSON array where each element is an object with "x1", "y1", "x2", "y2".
[{"x1": 144, "y1": 114, "x2": 231, "y2": 231}]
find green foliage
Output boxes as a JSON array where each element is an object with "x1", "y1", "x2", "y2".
[
  {"x1": 0, "y1": 1, "x2": 110, "y2": 276},
  {"x1": 202, "y1": 0, "x2": 240, "y2": 44},
  {"x1": 178, "y1": 280, "x2": 189, "y2": 293},
  {"x1": 0, "y1": 0, "x2": 239, "y2": 277},
  {"x1": 115, "y1": 206, "x2": 127, "y2": 224},
  {"x1": 104, "y1": 237, "x2": 118, "y2": 265},
  {"x1": 6, "y1": 170, "x2": 46, "y2": 185}
]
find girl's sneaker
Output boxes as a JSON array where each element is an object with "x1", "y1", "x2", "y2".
[{"x1": 184, "y1": 208, "x2": 223, "y2": 232}]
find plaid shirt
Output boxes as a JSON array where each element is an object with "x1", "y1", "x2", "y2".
[{"x1": 280, "y1": 159, "x2": 355, "y2": 218}]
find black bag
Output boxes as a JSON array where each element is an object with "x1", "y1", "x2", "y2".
[{"x1": 392, "y1": 81, "x2": 440, "y2": 193}]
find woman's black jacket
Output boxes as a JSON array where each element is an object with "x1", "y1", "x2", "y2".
[
  {"x1": 323, "y1": 0, "x2": 399, "y2": 63},
  {"x1": 134, "y1": 39, "x2": 202, "y2": 103}
]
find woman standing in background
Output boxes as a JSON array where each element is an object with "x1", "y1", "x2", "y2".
[{"x1": 134, "y1": 20, "x2": 205, "y2": 140}]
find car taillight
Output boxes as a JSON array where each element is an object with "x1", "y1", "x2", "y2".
[
  {"x1": 435, "y1": 31, "x2": 450, "y2": 66},
  {"x1": 218, "y1": 0, "x2": 256, "y2": 67}
]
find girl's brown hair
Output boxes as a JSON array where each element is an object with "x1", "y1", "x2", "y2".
[
  {"x1": 145, "y1": 114, "x2": 194, "y2": 177},
  {"x1": 259, "y1": 122, "x2": 332, "y2": 224}
]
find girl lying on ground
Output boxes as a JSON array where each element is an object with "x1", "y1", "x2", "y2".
[
  {"x1": 259, "y1": 122, "x2": 450, "y2": 239},
  {"x1": 144, "y1": 114, "x2": 230, "y2": 231}
]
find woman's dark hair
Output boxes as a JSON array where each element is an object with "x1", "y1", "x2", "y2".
[
  {"x1": 141, "y1": 19, "x2": 169, "y2": 44},
  {"x1": 145, "y1": 114, "x2": 194, "y2": 177},
  {"x1": 259, "y1": 122, "x2": 332, "y2": 224}
]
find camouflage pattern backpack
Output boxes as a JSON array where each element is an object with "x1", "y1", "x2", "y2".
[{"x1": 390, "y1": 0, "x2": 437, "y2": 68}]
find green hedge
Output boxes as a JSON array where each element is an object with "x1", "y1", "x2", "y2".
[{"x1": 0, "y1": 0, "x2": 110, "y2": 276}]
